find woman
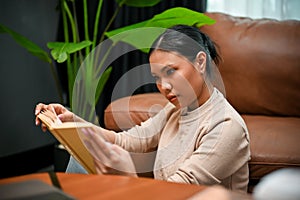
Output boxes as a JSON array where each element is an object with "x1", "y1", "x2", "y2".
[{"x1": 35, "y1": 25, "x2": 250, "y2": 192}]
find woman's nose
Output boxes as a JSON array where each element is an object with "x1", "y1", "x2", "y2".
[{"x1": 161, "y1": 80, "x2": 172, "y2": 91}]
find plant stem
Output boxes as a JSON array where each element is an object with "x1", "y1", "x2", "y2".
[
  {"x1": 71, "y1": 2, "x2": 79, "y2": 96},
  {"x1": 95, "y1": 44, "x2": 113, "y2": 76},
  {"x1": 89, "y1": 0, "x2": 104, "y2": 112},
  {"x1": 62, "y1": 0, "x2": 75, "y2": 107},
  {"x1": 61, "y1": 0, "x2": 69, "y2": 43},
  {"x1": 92, "y1": 0, "x2": 103, "y2": 50},
  {"x1": 90, "y1": 1, "x2": 124, "y2": 115},
  {"x1": 50, "y1": 61, "x2": 63, "y2": 104},
  {"x1": 60, "y1": 0, "x2": 71, "y2": 106},
  {"x1": 83, "y1": 0, "x2": 90, "y2": 55},
  {"x1": 99, "y1": 1, "x2": 124, "y2": 43},
  {"x1": 83, "y1": 0, "x2": 93, "y2": 121},
  {"x1": 63, "y1": 1, "x2": 77, "y2": 43},
  {"x1": 94, "y1": 1, "x2": 124, "y2": 79}
]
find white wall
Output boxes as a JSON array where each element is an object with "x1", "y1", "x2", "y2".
[{"x1": 207, "y1": 0, "x2": 300, "y2": 20}]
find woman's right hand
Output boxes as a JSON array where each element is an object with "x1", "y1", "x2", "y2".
[
  {"x1": 35, "y1": 103, "x2": 74, "y2": 132},
  {"x1": 81, "y1": 128, "x2": 137, "y2": 177}
]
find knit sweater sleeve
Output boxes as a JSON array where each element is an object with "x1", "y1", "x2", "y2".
[
  {"x1": 167, "y1": 118, "x2": 250, "y2": 186},
  {"x1": 115, "y1": 103, "x2": 174, "y2": 153}
]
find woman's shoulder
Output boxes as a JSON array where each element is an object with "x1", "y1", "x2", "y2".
[
  {"x1": 147, "y1": 102, "x2": 179, "y2": 124},
  {"x1": 213, "y1": 88, "x2": 248, "y2": 131},
  {"x1": 204, "y1": 89, "x2": 249, "y2": 139}
]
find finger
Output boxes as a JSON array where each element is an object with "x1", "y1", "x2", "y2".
[
  {"x1": 83, "y1": 128, "x2": 117, "y2": 169},
  {"x1": 94, "y1": 159, "x2": 107, "y2": 174},
  {"x1": 51, "y1": 104, "x2": 70, "y2": 121},
  {"x1": 50, "y1": 103, "x2": 65, "y2": 112},
  {"x1": 57, "y1": 113, "x2": 73, "y2": 122},
  {"x1": 51, "y1": 105, "x2": 74, "y2": 122},
  {"x1": 86, "y1": 128, "x2": 112, "y2": 158},
  {"x1": 35, "y1": 103, "x2": 47, "y2": 115},
  {"x1": 81, "y1": 129, "x2": 110, "y2": 165},
  {"x1": 35, "y1": 103, "x2": 43, "y2": 115},
  {"x1": 40, "y1": 110, "x2": 56, "y2": 123},
  {"x1": 35, "y1": 115, "x2": 40, "y2": 126},
  {"x1": 86, "y1": 139, "x2": 111, "y2": 167},
  {"x1": 41, "y1": 123, "x2": 48, "y2": 132},
  {"x1": 110, "y1": 144, "x2": 127, "y2": 156},
  {"x1": 43, "y1": 109, "x2": 62, "y2": 124},
  {"x1": 35, "y1": 103, "x2": 46, "y2": 125}
]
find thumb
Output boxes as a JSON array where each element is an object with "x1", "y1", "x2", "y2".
[{"x1": 57, "y1": 114, "x2": 67, "y2": 122}]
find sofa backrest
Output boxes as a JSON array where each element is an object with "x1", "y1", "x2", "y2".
[{"x1": 200, "y1": 12, "x2": 300, "y2": 117}]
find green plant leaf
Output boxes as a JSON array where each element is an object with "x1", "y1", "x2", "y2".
[
  {"x1": 105, "y1": 7, "x2": 215, "y2": 53},
  {"x1": 47, "y1": 40, "x2": 92, "y2": 63},
  {"x1": 146, "y1": 8, "x2": 215, "y2": 27},
  {"x1": 0, "y1": 24, "x2": 51, "y2": 63},
  {"x1": 116, "y1": 0, "x2": 162, "y2": 7},
  {"x1": 95, "y1": 66, "x2": 113, "y2": 104}
]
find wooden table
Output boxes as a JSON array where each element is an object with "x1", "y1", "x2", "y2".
[
  {"x1": 0, "y1": 172, "x2": 206, "y2": 200},
  {"x1": 0, "y1": 172, "x2": 252, "y2": 200}
]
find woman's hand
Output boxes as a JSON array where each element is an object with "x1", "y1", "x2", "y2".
[
  {"x1": 35, "y1": 103, "x2": 74, "y2": 132},
  {"x1": 81, "y1": 128, "x2": 138, "y2": 177}
]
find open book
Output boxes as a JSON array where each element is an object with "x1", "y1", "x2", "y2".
[{"x1": 37, "y1": 111, "x2": 97, "y2": 174}]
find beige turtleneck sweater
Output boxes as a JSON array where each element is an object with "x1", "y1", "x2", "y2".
[{"x1": 115, "y1": 88, "x2": 250, "y2": 192}]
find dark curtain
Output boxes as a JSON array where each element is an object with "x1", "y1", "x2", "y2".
[{"x1": 57, "y1": 0, "x2": 207, "y2": 127}]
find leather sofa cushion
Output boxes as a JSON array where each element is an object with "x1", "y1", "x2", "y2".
[
  {"x1": 242, "y1": 115, "x2": 300, "y2": 180},
  {"x1": 200, "y1": 13, "x2": 300, "y2": 117}
]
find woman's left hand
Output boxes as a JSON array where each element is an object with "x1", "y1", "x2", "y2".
[{"x1": 80, "y1": 128, "x2": 138, "y2": 177}]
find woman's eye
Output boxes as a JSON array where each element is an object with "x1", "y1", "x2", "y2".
[
  {"x1": 166, "y1": 68, "x2": 175, "y2": 76},
  {"x1": 152, "y1": 75, "x2": 160, "y2": 81}
]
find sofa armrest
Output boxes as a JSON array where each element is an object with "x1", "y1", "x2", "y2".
[{"x1": 104, "y1": 93, "x2": 168, "y2": 131}]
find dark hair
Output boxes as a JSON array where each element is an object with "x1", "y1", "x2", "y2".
[{"x1": 149, "y1": 25, "x2": 221, "y2": 77}]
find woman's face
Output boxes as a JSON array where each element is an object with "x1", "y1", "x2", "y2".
[{"x1": 149, "y1": 50, "x2": 210, "y2": 110}]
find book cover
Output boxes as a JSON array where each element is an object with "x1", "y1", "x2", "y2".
[{"x1": 37, "y1": 111, "x2": 96, "y2": 174}]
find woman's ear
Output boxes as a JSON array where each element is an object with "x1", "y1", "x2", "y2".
[{"x1": 195, "y1": 51, "x2": 206, "y2": 74}]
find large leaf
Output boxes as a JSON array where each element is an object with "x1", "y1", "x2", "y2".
[
  {"x1": 0, "y1": 24, "x2": 51, "y2": 63},
  {"x1": 146, "y1": 7, "x2": 215, "y2": 27},
  {"x1": 105, "y1": 7, "x2": 215, "y2": 53},
  {"x1": 47, "y1": 40, "x2": 92, "y2": 63},
  {"x1": 116, "y1": 0, "x2": 162, "y2": 7}
]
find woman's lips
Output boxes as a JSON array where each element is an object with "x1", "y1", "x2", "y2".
[{"x1": 167, "y1": 94, "x2": 177, "y2": 103}]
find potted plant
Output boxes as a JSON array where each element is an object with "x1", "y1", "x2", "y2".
[{"x1": 0, "y1": 0, "x2": 215, "y2": 122}]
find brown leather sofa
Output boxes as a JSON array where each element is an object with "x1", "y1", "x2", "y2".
[{"x1": 103, "y1": 12, "x2": 300, "y2": 192}]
